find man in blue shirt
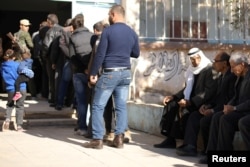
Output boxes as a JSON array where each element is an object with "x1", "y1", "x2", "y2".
[{"x1": 83, "y1": 4, "x2": 140, "y2": 149}]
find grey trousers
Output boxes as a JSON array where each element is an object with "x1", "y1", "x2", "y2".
[{"x1": 5, "y1": 90, "x2": 27, "y2": 126}]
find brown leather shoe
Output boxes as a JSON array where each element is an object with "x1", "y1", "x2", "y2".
[
  {"x1": 82, "y1": 139, "x2": 103, "y2": 149},
  {"x1": 113, "y1": 134, "x2": 124, "y2": 148}
]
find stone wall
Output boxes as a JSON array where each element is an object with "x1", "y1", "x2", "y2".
[{"x1": 130, "y1": 48, "x2": 218, "y2": 105}]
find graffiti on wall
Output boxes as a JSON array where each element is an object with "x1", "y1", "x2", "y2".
[{"x1": 143, "y1": 50, "x2": 187, "y2": 81}]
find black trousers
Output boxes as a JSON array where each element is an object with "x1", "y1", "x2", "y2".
[
  {"x1": 199, "y1": 114, "x2": 213, "y2": 150},
  {"x1": 183, "y1": 111, "x2": 203, "y2": 147},
  {"x1": 238, "y1": 115, "x2": 250, "y2": 150},
  {"x1": 217, "y1": 112, "x2": 245, "y2": 150},
  {"x1": 87, "y1": 96, "x2": 115, "y2": 136},
  {"x1": 160, "y1": 100, "x2": 191, "y2": 139},
  {"x1": 15, "y1": 74, "x2": 29, "y2": 92},
  {"x1": 206, "y1": 111, "x2": 245, "y2": 151},
  {"x1": 206, "y1": 111, "x2": 224, "y2": 151},
  {"x1": 103, "y1": 97, "x2": 115, "y2": 133},
  {"x1": 46, "y1": 58, "x2": 55, "y2": 103}
]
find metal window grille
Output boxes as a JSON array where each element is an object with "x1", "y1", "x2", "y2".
[{"x1": 139, "y1": 0, "x2": 250, "y2": 44}]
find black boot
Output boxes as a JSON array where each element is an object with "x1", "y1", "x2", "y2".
[
  {"x1": 199, "y1": 156, "x2": 208, "y2": 164},
  {"x1": 176, "y1": 144, "x2": 197, "y2": 156},
  {"x1": 153, "y1": 137, "x2": 176, "y2": 148}
]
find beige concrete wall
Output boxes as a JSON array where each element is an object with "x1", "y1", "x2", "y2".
[{"x1": 129, "y1": 48, "x2": 221, "y2": 105}]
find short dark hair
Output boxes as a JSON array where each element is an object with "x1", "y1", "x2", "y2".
[
  {"x1": 93, "y1": 21, "x2": 104, "y2": 32},
  {"x1": 74, "y1": 13, "x2": 84, "y2": 20},
  {"x1": 64, "y1": 18, "x2": 72, "y2": 27},
  {"x1": 71, "y1": 16, "x2": 83, "y2": 29},
  {"x1": 3, "y1": 49, "x2": 15, "y2": 60},
  {"x1": 217, "y1": 51, "x2": 230, "y2": 66},
  {"x1": 111, "y1": 5, "x2": 125, "y2": 16},
  {"x1": 219, "y1": 52, "x2": 230, "y2": 62},
  {"x1": 47, "y1": 14, "x2": 59, "y2": 25}
]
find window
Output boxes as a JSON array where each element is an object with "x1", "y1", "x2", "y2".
[{"x1": 139, "y1": 0, "x2": 250, "y2": 44}]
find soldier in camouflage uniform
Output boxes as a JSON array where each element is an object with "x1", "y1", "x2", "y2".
[{"x1": 13, "y1": 19, "x2": 34, "y2": 55}]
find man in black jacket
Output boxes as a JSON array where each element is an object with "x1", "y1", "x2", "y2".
[
  {"x1": 176, "y1": 52, "x2": 237, "y2": 156},
  {"x1": 69, "y1": 14, "x2": 93, "y2": 136},
  {"x1": 199, "y1": 53, "x2": 250, "y2": 164},
  {"x1": 42, "y1": 13, "x2": 63, "y2": 106}
]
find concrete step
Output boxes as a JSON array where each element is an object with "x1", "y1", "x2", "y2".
[
  {"x1": 25, "y1": 118, "x2": 77, "y2": 127},
  {"x1": 0, "y1": 94, "x2": 78, "y2": 128},
  {"x1": 0, "y1": 118, "x2": 77, "y2": 130}
]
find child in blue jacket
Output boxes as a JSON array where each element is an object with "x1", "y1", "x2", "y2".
[
  {"x1": 12, "y1": 50, "x2": 34, "y2": 101},
  {"x1": 1, "y1": 49, "x2": 27, "y2": 131}
]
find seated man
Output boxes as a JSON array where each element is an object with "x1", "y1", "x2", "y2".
[
  {"x1": 176, "y1": 52, "x2": 237, "y2": 156},
  {"x1": 238, "y1": 115, "x2": 250, "y2": 150},
  {"x1": 154, "y1": 48, "x2": 219, "y2": 148},
  {"x1": 199, "y1": 52, "x2": 250, "y2": 164}
]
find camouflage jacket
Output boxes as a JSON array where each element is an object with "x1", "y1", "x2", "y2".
[{"x1": 14, "y1": 30, "x2": 34, "y2": 50}]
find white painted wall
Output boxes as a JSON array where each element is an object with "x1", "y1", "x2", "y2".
[{"x1": 71, "y1": 0, "x2": 121, "y2": 32}]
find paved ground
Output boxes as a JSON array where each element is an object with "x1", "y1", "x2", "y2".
[
  {"x1": 0, "y1": 127, "x2": 207, "y2": 167},
  {"x1": 0, "y1": 94, "x2": 206, "y2": 167}
]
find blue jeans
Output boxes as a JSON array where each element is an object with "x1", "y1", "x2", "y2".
[
  {"x1": 92, "y1": 70, "x2": 131, "y2": 139},
  {"x1": 73, "y1": 73, "x2": 89, "y2": 131},
  {"x1": 57, "y1": 61, "x2": 72, "y2": 107}
]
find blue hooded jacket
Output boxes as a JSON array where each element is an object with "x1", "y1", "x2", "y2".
[{"x1": 0, "y1": 60, "x2": 26, "y2": 92}]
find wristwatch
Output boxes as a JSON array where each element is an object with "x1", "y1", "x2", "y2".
[{"x1": 233, "y1": 106, "x2": 237, "y2": 111}]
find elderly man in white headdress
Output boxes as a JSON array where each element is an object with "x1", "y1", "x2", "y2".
[{"x1": 154, "y1": 47, "x2": 219, "y2": 149}]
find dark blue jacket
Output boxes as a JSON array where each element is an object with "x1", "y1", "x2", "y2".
[{"x1": 90, "y1": 22, "x2": 140, "y2": 75}]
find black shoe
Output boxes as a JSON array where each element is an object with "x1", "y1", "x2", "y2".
[
  {"x1": 176, "y1": 144, "x2": 197, "y2": 156},
  {"x1": 48, "y1": 99, "x2": 54, "y2": 104},
  {"x1": 55, "y1": 105, "x2": 62, "y2": 110},
  {"x1": 200, "y1": 150, "x2": 207, "y2": 156},
  {"x1": 64, "y1": 103, "x2": 71, "y2": 108},
  {"x1": 153, "y1": 138, "x2": 176, "y2": 148},
  {"x1": 49, "y1": 103, "x2": 56, "y2": 107},
  {"x1": 199, "y1": 156, "x2": 208, "y2": 164}
]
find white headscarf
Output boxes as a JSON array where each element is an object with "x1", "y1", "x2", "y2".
[{"x1": 183, "y1": 48, "x2": 212, "y2": 100}]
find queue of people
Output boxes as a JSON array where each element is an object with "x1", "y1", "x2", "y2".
[
  {"x1": 0, "y1": 5, "x2": 138, "y2": 149},
  {"x1": 0, "y1": 4, "x2": 249, "y2": 157}
]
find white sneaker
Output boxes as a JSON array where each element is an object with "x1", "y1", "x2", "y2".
[
  {"x1": 17, "y1": 125, "x2": 26, "y2": 132},
  {"x1": 75, "y1": 129, "x2": 88, "y2": 136},
  {"x1": 2, "y1": 120, "x2": 10, "y2": 132}
]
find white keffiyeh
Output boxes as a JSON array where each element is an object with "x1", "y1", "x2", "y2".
[{"x1": 183, "y1": 48, "x2": 212, "y2": 100}]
